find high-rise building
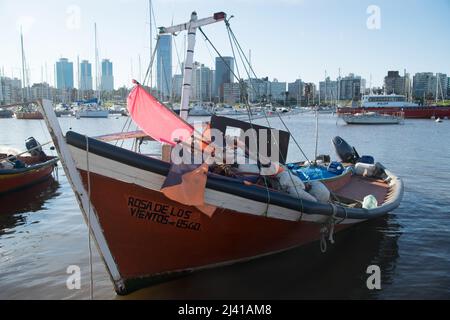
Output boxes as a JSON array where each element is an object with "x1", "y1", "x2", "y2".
[
  {"x1": 304, "y1": 83, "x2": 317, "y2": 105},
  {"x1": 30, "y1": 82, "x2": 52, "y2": 100},
  {"x1": 412, "y1": 72, "x2": 434, "y2": 100},
  {"x1": 80, "y1": 60, "x2": 93, "y2": 91},
  {"x1": 193, "y1": 63, "x2": 213, "y2": 102},
  {"x1": 339, "y1": 74, "x2": 366, "y2": 101},
  {"x1": 172, "y1": 74, "x2": 183, "y2": 101},
  {"x1": 55, "y1": 58, "x2": 74, "y2": 90},
  {"x1": 412, "y1": 72, "x2": 447, "y2": 100},
  {"x1": 101, "y1": 59, "x2": 114, "y2": 92},
  {"x1": 319, "y1": 77, "x2": 338, "y2": 103},
  {"x1": 268, "y1": 79, "x2": 286, "y2": 102},
  {"x1": 436, "y1": 73, "x2": 448, "y2": 100},
  {"x1": 0, "y1": 77, "x2": 22, "y2": 104},
  {"x1": 215, "y1": 56, "x2": 234, "y2": 102},
  {"x1": 245, "y1": 78, "x2": 269, "y2": 103},
  {"x1": 223, "y1": 82, "x2": 242, "y2": 104},
  {"x1": 384, "y1": 71, "x2": 411, "y2": 97},
  {"x1": 157, "y1": 35, "x2": 172, "y2": 100},
  {"x1": 447, "y1": 77, "x2": 450, "y2": 98},
  {"x1": 288, "y1": 79, "x2": 304, "y2": 104}
]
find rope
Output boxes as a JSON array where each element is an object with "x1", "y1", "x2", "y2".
[{"x1": 85, "y1": 135, "x2": 94, "y2": 300}]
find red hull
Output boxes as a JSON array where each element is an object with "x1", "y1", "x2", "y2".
[
  {"x1": 14, "y1": 111, "x2": 44, "y2": 120},
  {"x1": 337, "y1": 106, "x2": 450, "y2": 119},
  {"x1": 80, "y1": 171, "x2": 348, "y2": 292},
  {"x1": 0, "y1": 158, "x2": 56, "y2": 194}
]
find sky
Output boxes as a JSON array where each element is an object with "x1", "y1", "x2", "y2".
[{"x1": 0, "y1": 0, "x2": 449, "y2": 89}]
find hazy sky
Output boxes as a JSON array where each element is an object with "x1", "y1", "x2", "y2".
[{"x1": 1, "y1": 0, "x2": 449, "y2": 89}]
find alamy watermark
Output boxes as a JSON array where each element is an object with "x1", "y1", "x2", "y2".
[
  {"x1": 366, "y1": 5, "x2": 381, "y2": 30},
  {"x1": 169, "y1": 122, "x2": 281, "y2": 174},
  {"x1": 66, "y1": 265, "x2": 81, "y2": 290},
  {"x1": 366, "y1": 265, "x2": 381, "y2": 290},
  {"x1": 66, "y1": 5, "x2": 82, "y2": 30}
]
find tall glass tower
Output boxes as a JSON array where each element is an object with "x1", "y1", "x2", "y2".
[
  {"x1": 157, "y1": 34, "x2": 172, "y2": 100},
  {"x1": 214, "y1": 56, "x2": 234, "y2": 101},
  {"x1": 101, "y1": 59, "x2": 114, "y2": 92},
  {"x1": 55, "y1": 58, "x2": 74, "y2": 90},
  {"x1": 80, "y1": 60, "x2": 93, "y2": 91}
]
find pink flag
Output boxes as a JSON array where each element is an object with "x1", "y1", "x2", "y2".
[{"x1": 127, "y1": 82, "x2": 193, "y2": 145}]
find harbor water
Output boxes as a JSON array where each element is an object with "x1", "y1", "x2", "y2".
[{"x1": 1, "y1": 114, "x2": 449, "y2": 299}]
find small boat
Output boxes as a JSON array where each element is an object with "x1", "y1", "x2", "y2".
[
  {"x1": 14, "y1": 105, "x2": 44, "y2": 120},
  {"x1": 435, "y1": 117, "x2": 443, "y2": 123},
  {"x1": 342, "y1": 112, "x2": 403, "y2": 125},
  {"x1": 0, "y1": 108, "x2": 14, "y2": 118},
  {"x1": 75, "y1": 104, "x2": 109, "y2": 118},
  {"x1": 188, "y1": 103, "x2": 213, "y2": 116},
  {"x1": 0, "y1": 137, "x2": 58, "y2": 194}
]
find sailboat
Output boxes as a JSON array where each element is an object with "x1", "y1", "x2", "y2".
[
  {"x1": 15, "y1": 30, "x2": 44, "y2": 120},
  {"x1": 75, "y1": 24, "x2": 109, "y2": 119},
  {"x1": 38, "y1": 11, "x2": 404, "y2": 295}
]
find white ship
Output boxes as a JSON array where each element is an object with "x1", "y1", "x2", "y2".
[{"x1": 361, "y1": 94, "x2": 418, "y2": 108}]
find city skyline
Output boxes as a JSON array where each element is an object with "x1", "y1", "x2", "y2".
[{"x1": 1, "y1": 0, "x2": 449, "y2": 90}]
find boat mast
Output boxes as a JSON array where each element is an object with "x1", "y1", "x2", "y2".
[
  {"x1": 149, "y1": 0, "x2": 153, "y2": 89},
  {"x1": 159, "y1": 11, "x2": 226, "y2": 120},
  {"x1": 20, "y1": 28, "x2": 27, "y2": 102},
  {"x1": 94, "y1": 23, "x2": 100, "y2": 102},
  {"x1": 435, "y1": 74, "x2": 438, "y2": 104},
  {"x1": 77, "y1": 55, "x2": 80, "y2": 101}
]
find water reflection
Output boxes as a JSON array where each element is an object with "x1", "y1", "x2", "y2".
[
  {"x1": 120, "y1": 215, "x2": 401, "y2": 300},
  {"x1": 0, "y1": 177, "x2": 61, "y2": 235}
]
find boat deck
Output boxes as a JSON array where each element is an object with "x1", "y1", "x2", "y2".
[{"x1": 334, "y1": 175, "x2": 389, "y2": 204}]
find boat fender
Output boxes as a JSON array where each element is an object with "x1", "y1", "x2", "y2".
[
  {"x1": 354, "y1": 162, "x2": 376, "y2": 177},
  {"x1": 278, "y1": 170, "x2": 305, "y2": 191},
  {"x1": 307, "y1": 180, "x2": 331, "y2": 203}
]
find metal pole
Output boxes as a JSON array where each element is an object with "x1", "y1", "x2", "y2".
[{"x1": 179, "y1": 12, "x2": 198, "y2": 120}]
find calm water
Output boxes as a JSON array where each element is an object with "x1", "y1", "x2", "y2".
[{"x1": 1, "y1": 114, "x2": 449, "y2": 300}]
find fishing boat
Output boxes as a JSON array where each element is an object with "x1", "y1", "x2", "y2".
[
  {"x1": 39, "y1": 11, "x2": 403, "y2": 295},
  {"x1": 341, "y1": 111, "x2": 404, "y2": 125},
  {"x1": 14, "y1": 105, "x2": 44, "y2": 120},
  {"x1": 0, "y1": 137, "x2": 58, "y2": 194}
]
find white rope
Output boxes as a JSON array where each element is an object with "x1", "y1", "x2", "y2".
[{"x1": 85, "y1": 135, "x2": 94, "y2": 300}]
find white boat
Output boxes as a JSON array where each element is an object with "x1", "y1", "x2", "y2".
[
  {"x1": 342, "y1": 112, "x2": 403, "y2": 125},
  {"x1": 188, "y1": 103, "x2": 213, "y2": 116},
  {"x1": 435, "y1": 117, "x2": 443, "y2": 123},
  {"x1": 75, "y1": 105, "x2": 109, "y2": 118}
]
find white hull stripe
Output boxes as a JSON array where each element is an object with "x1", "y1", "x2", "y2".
[{"x1": 69, "y1": 145, "x2": 362, "y2": 224}]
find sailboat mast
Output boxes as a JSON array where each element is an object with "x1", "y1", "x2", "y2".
[
  {"x1": 77, "y1": 55, "x2": 80, "y2": 100},
  {"x1": 94, "y1": 23, "x2": 100, "y2": 101},
  {"x1": 20, "y1": 28, "x2": 27, "y2": 102},
  {"x1": 149, "y1": 0, "x2": 153, "y2": 89}
]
